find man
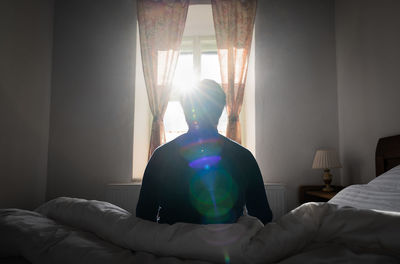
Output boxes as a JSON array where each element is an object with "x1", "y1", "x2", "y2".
[{"x1": 136, "y1": 79, "x2": 272, "y2": 225}]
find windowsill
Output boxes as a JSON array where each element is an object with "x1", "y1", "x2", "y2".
[{"x1": 108, "y1": 181, "x2": 142, "y2": 186}]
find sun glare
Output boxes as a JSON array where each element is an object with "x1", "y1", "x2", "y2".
[{"x1": 164, "y1": 47, "x2": 227, "y2": 142}]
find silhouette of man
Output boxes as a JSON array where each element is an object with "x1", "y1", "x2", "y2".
[{"x1": 136, "y1": 79, "x2": 272, "y2": 225}]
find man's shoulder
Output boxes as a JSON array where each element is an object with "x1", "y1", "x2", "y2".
[
  {"x1": 219, "y1": 135, "x2": 254, "y2": 159},
  {"x1": 152, "y1": 135, "x2": 182, "y2": 156}
]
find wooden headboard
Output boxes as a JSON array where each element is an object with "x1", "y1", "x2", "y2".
[{"x1": 376, "y1": 135, "x2": 400, "y2": 176}]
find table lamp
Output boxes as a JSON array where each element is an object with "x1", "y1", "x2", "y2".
[{"x1": 312, "y1": 149, "x2": 342, "y2": 192}]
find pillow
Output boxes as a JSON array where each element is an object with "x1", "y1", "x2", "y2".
[
  {"x1": 329, "y1": 184, "x2": 400, "y2": 212},
  {"x1": 368, "y1": 165, "x2": 400, "y2": 190}
]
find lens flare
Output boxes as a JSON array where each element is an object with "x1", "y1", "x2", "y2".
[
  {"x1": 179, "y1": 134, "x2": 239, "y2": 224},
  {"x1": 189, "y1": 169, "x2": 238, "y2": 222},
  {"x1": 224, "y1": 251, "x2": 230, "y2": 264},
  {"x1": 189, "y1": 156, "x2": 221, "y2": 169},
  {"x1": 180, "y1": 137, "x2": 222, "y2": 162}
]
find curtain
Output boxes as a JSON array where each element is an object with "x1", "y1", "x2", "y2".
[
  {"x1": 137, "y1": 0, "x2": 189, "y2": 159},
  {"x1": 211, "y1": 0, "x2": 257, "y2": 144}
]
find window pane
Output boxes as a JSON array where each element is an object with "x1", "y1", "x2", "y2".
[
  {"x1": 180, "y1": 38, "x2": 194, "y2": 53},
  {"x1": 164, "y1": 101, "x2": 188, "y2": 142},
  {"x1": 201, "y1": 52, "x2": 221, "y2": 84},
  {"x1": 200, "y1": 38, "x2": 217, "y2": 52},
  {"x1": 172, "y1": 53, "x2": 195, "y2": 98},
  {"x1": 217, "y1": 107, "x2": 227, "y2": 136}
]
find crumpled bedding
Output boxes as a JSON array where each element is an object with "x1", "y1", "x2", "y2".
[{"x1": 1, "y1": 197, "x2": 400, "y2": 264}]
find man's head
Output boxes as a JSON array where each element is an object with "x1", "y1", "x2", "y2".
[{"x1": 180, "y1": 79, "x2": 226, "y2": 129}]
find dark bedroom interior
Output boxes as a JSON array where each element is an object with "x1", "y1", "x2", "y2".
[{"x1": 1, "y1": 0, "x2": 400, "y2": 263}]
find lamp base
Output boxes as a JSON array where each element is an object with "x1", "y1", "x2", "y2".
[
  {"x1": 322, "y1": 186, "x2": 334, "y2": 192},
  {"x1": 322, "y1": 169, "x2": 334, "y2": 192}
]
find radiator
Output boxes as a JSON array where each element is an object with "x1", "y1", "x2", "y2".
[
  {"x1": 105, "y1": 183, "x2": 141, "y2": 213},
  {"x1": 264, "y1": 184, "x2": 287, "y2": 220},
  {"x1": 106, "y1": 183, "x2": 287, "y2": 220}
]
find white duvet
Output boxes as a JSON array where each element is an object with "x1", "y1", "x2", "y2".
[{"x1": 1, "y1": 197, "x2": 400, "y2": 264}]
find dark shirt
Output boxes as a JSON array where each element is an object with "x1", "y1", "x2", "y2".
[{"x1": 136, "y1": 129, "x2": 273, "y2": 225}]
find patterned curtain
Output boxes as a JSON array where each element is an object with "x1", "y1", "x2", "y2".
[
  {"x1": 211, "y1": 0, "x2": 257, "y2": 144},
  {"x1": 137, "y1": 0, "x2": 189, "y2": 159}
]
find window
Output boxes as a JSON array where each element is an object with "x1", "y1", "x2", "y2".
[{"x1": 164, "y1": 36, "x2": 228, "y2": 142}]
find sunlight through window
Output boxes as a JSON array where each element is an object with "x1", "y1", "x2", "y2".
[
  {"x1": 201, "y1": 52, "x2": 221, "y2": 83},
  {"x1": 164, "y1": 37, "x2": 228, "y2": 141},
  {"x1": 164, "y1": 101, "x2": 188, "y2": 142},
  {"x1": 172, "y1": 53, "x2": 195, "y2": 94}
]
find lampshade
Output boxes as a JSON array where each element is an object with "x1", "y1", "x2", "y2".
[{"x1": 312, "y1": 149, "x2": 342, "y2": 169}]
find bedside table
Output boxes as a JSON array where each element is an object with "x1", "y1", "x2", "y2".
[{"x1": 299, "y1": 185, "x2": 344, "y2": 204}]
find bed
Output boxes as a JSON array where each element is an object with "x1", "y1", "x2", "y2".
[
  {"x1": 329, "y1": 135, "x2": 400, "y2": 212},
  {"x1": 1, "y1": 135, "x2": 400, "y2": 264}
]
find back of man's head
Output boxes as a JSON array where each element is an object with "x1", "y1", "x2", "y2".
[{"x1": 181, "y1": 79, "x2": 226, "y2": 128}]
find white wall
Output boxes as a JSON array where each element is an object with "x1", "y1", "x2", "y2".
[
  {"x1": 255, "y1": 0, "x2": 339, "y2": 210},
  {"x1": 46, "y1": 0, "x2": 137, "y2": 201},
  {"x1": 336, "y1": 0, "x2": 400, "y2": 185},
  {"x1": 0, "y1": 0, "x2": 54, "y2": 209}
]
